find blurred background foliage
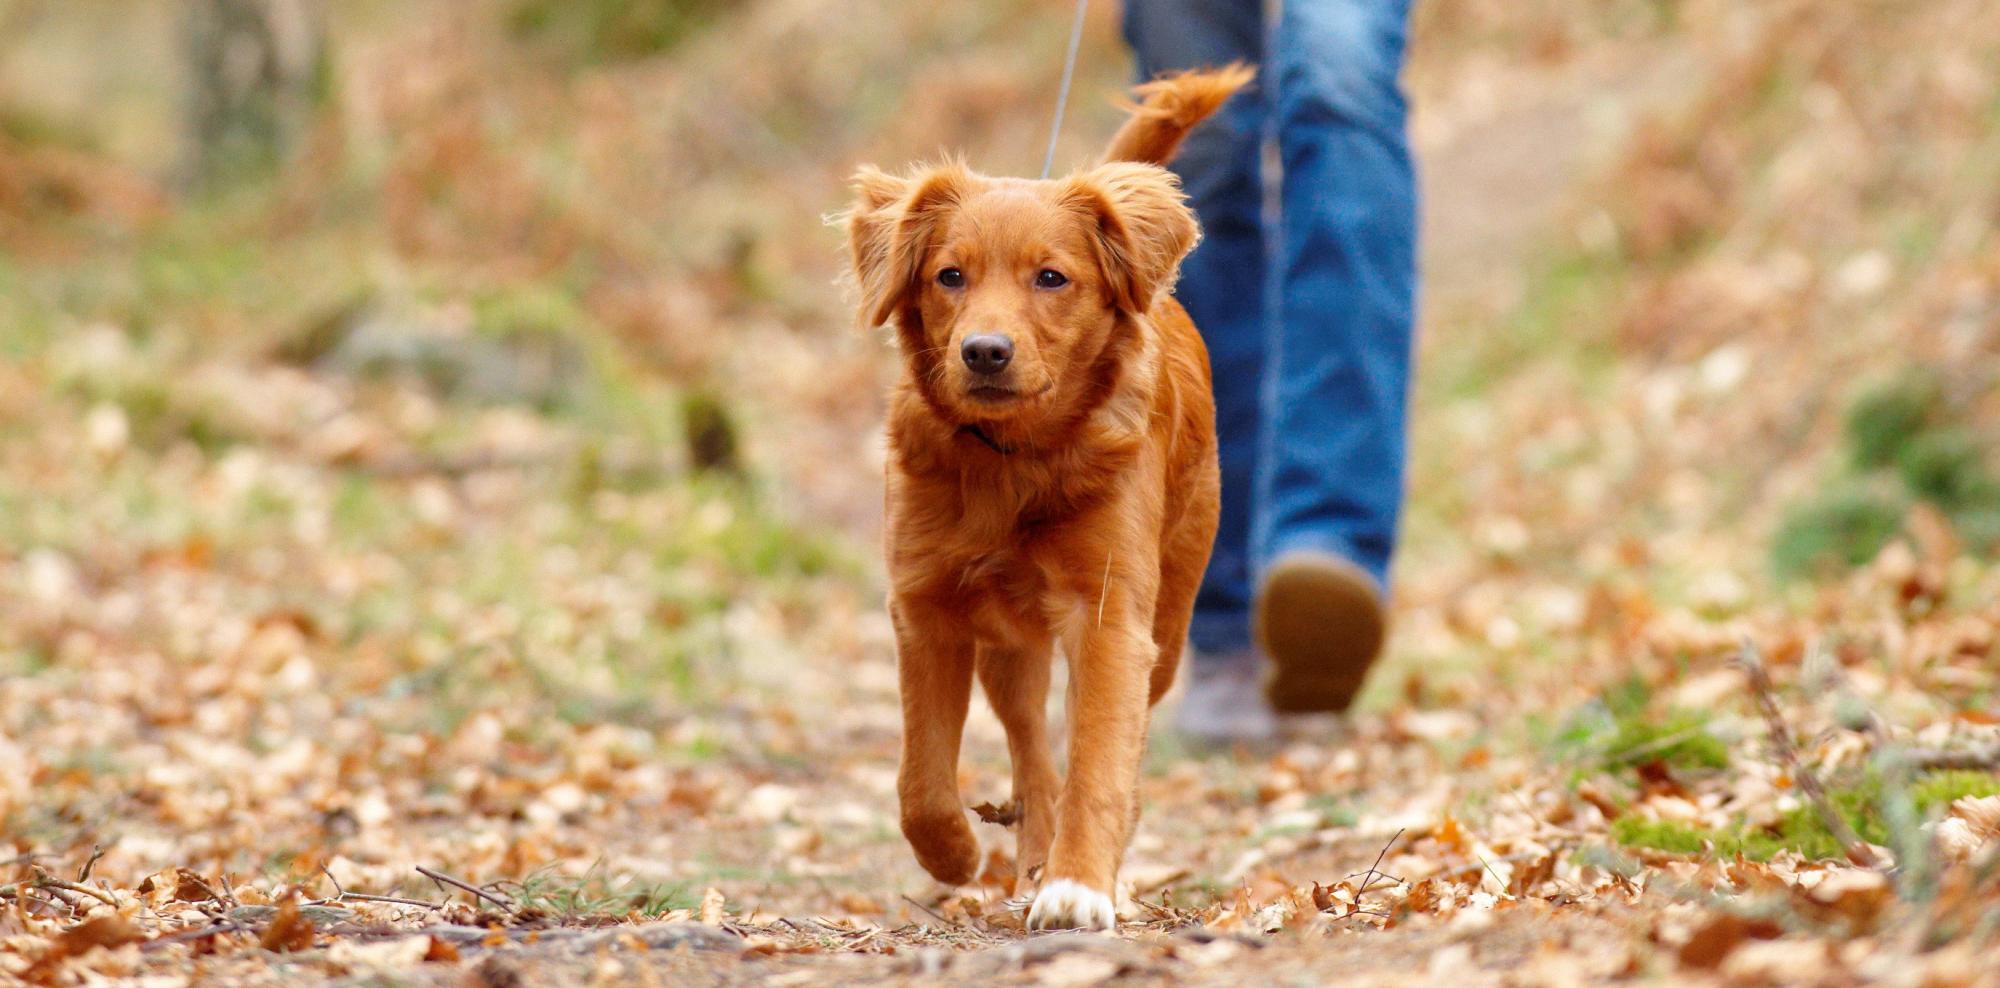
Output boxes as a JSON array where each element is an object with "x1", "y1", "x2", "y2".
[{"x1": 506, "y1": 0, "x2": 731, "y2": 64}]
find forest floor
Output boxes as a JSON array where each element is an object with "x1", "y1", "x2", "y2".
[{"x1": 5, "y1": 1, "x2": 2000, "y2": 985}]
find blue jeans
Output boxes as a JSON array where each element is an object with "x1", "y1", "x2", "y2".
[{"x1": 1124, "y1": 0, "x2": 1418, "y2": 656}]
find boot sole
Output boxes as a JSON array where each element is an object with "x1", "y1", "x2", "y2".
[{"x1": 1254, "y1": 552, "x2": 1386, "y2": 714}]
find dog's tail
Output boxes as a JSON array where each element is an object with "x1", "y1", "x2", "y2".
[{"x1": 1100, "y1": 63, "x2": 1256, "y2": 167}]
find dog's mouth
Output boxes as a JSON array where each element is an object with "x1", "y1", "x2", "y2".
[
  {"x1": 964, "y1": 380, "x2": 1054, "y2": 405},
  {"x1": 966, "y1": 384, "x2": 1018, "y2": 403}
]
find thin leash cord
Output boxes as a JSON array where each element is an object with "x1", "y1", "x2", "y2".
[{"x1": 1040, "y1": 0, "x2": 1090, "y2": 179}]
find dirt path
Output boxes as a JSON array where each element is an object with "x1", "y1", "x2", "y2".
[{"x1": 1415, "y1": 39, "x2": 1696, "y2": 303}]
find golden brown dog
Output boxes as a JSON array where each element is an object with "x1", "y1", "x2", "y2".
[{"x1": 843, "y1": 66, "x2": 1251, "y2": 931}]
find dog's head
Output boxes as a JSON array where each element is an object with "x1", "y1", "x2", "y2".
[{"x1": 845, "y1": 161, "x2": 1197, "y2": 424}]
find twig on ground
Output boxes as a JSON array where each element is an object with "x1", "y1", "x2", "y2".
[
  {"x1": 306, "y1": 867, "x2": 442, "y2": 910},
  {"x1": 1349, "y1": 828, "x2": 1406, "y2": 897},
  {"x1": 76, "y1": 846, "x2": 105, "y2": 883},
  {"x1": 337, "y1": 892, "x2": 447, "y2": 909},
  {"x1": 141, "y1": 921, "x2": 247, "y2": 953},
  {"x1": 416, "y1": 866, "x2": 514, "y2": 911},
  {"x1": 6, "y1": 888, "x2": 71, "y2": 915},
  {"x1": 1738, "y1": 638, "x2": 1884, "y2": 869},
  {"x1": 177, "y1": 872, "x2": 230, "y2": 907},
  {"x1": 900, "y1": 894, "x2": 954, "y2": 928},
  {"x1": 31, "y1": 866, "x2": 118, "y2": 909},
  {"x1": 318, "y1": 863, "x2": 345, "y2": 899},
  {"x1": 1902, "y1": 744, "x2": 2000, "y2": 772}
]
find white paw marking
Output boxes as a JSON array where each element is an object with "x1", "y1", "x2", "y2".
[{"x1": 1026, "y1": 879, "x2": 1115, "y2": 932}]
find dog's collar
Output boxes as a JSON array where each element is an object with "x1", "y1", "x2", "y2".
[{"x1": 958, "y1": 424, "x2": 1016, "y2": 455}]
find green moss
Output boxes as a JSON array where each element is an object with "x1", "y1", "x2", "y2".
[
  {"x1": 1898, "y1": 429, "x2": 1997, "y2": 511},
  {"x1": 1954, "y1": 509, "x2": 2000, "y2": 555},
  {"x1": 509, "y1": 0, "x2": 729, "y2": 62},
  {"x1": 1910, "y1": 770, "x2": 2000, "y2": 811},
  {"x1": 1771, "y1": 481, "x2": 1906, "y2": 580},
  {"x1": 1846, "y1": 371, "x2": 1945, "y2": 471},
  {"x1": 1610, "y1": 817, "x2": 1720, "y2": 855},
  {"x1": 508, "y1": 864, "x2": 693, "y2": 918},
  {"x1": 1611, "y1": 770, "x2": 2000, "y2": 861},
  {"x1": 1603, "y1": 708, "x2": 1731, "y2": 772}
]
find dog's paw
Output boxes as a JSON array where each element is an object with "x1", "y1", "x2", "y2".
[
  {"x1": 903, "y1": 812, "x2": 980, "y2": 886},
  {"x1": 1026, "y1": 879, "x2": 1115, "y2": 932}
]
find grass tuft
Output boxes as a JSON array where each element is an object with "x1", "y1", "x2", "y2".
[
  {"x1": 1771, "y1": 482, "x2": 1906, "y2": 580},
  {"x1": 1612, "y1": 770, "x2": 2000, "y2": 861},
  {"x1": 1603, "y1": 708, "x2": 1732, "y2": 772},
  {"x1": 505, "y1": 864, "x2": 695, "y2": 919},
  {"x1": 1896, "y1": 429, "x2": 1997, "y2": 512},
  {"x1": 1846, "y1": 372, "x2": 1945, "y2": 471}
]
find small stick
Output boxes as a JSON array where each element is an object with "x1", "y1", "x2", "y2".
[
  {"x1": 415, "y1": 866, "x2": 513, "y2": 911},
  {"x1": 141, "y1": 921, "x2": 247, "y2": 953},
  {"x1": 320, "y1": 863, "x2": 346, "y2": 898},
  {"x1": 1738, "y1": 638, "x2": 1882, "y2": 868},
  {"x1": 304, "y1": 866, "x2": 439, "y2": 909},
  {"x1": 177, "y1": 872, "x2": 228, "y2": 906},
  {"x1": 900, "y1": 894, "x2": 954, "y2": 928},
  {"x1": 327, "y1": 892, "x2": 445, "y2": 910},
  {"x1": 1476, "y1": 855, "x2": 1510, "y2": 892},
  {"x1": 77, "y1": 846, "x2": 105, "y2": 883},
  {"x1": 32, "y1": 867, "x2": 118, "y2": 908},
  {"x1": 1902, "y1": 744, "x2": 2000, "y2": 772},
  {"x1": 1355, "y1": 828, "x2": 1405, "y2": 896}
]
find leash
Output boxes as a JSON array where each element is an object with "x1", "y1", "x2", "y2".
[
  {"x1": 959, "y1": 0, "x2": 1082, "y2": 458},
  {"x1": 1040, "y1": 0, "x2": 1090, "y2": 179}
]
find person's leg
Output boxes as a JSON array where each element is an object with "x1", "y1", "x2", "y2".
[
  {"x1": 1122, "y1": 0, "x2": 1267, "y2": 662},
  {"x1": 1257, "y1": 0, "x2": 1418, "y2": 712}
]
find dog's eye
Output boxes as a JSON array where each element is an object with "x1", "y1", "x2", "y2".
[
  {"x1": 1035, "y1": 269, "x2": 1069, "y2": 289},
  {"x1": 937, "y1": 267, "x2": 965, "y2": 288}
]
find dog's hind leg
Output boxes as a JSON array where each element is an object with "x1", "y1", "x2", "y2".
[
  {"x1": 891, "y1": 598, "x2": 981, "y2": 886},
  {"x1": 1148, "y1": 510, "x2": 1215, "y2": 706},
  {"x1": 976, "y1": 636, "x2": 1058, "y2": 884}
]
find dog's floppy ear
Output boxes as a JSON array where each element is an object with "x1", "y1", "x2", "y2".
[
  {"x1": 1064, "y1": 162, "x2": 1200, "y2": 314},
  {"x1": 844, "y1": 163, "x2": 969, "y2": 329}
]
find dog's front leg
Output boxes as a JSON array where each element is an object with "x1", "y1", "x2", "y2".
[
  {"x1": 890, "y1": 596, "x2": 981, "y2": 886},
  {"x1": 977, "y1": 639, "x2": 1058, "y2": 885},
  {"x1": 1028, "y1": 575, "x2": 1158, "y2": 932}
]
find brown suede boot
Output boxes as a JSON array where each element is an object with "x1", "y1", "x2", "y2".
[{"x1": 1254, "y1": 550, "x2": 1387, "y2": 714}]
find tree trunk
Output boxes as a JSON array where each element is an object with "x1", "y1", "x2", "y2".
[{"x1": 182, "y1": 0, "x2": 327, "y2": 190}]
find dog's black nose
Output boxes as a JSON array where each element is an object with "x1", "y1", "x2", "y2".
[{"x1": 961, "y1": 334, "x2": 1014, "y2": 375}]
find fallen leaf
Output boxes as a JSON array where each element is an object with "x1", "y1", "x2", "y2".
[
  {"x1": 1677, "y1": 912, "x2": 1782, "y2": 970},
  {"x1": 1805, "y1": 869, "x2": 1890, "y2": 927},
  {"x1": 21, "y1": 915, "x2": 144, "y2": 984},
  {"x1": 260, "y1": 892, "x2": 317, "y2": 952},
  {"x1": 971, "y1": 799, "x2": 1021, "y2": 826},
  {"x1": 1720, "y1": 939, "x2": 1831, "y2": 984}
]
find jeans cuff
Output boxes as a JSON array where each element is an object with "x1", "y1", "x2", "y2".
[
  {"x1": 1261, "y1": 535, "x2": 1390, "y2": 596},
  {"x1": 1187, "y1": 610, "x2": 1253, "y2": 658}
]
